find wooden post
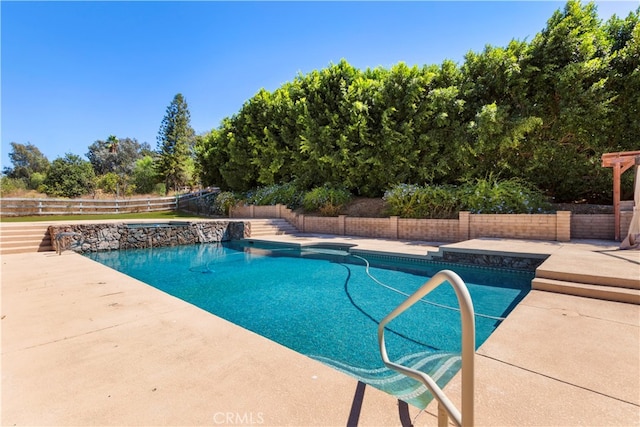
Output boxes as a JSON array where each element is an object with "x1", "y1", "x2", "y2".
[
  {"x1": 613, "y1": 162, "x2": 621, "y2": 241},
  {"x1": 601, "y1": 151, "x2": 640, "y2": 241}
]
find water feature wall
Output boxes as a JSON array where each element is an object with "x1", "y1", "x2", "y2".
[{"x1": 49, "y1": 221, "x2": 247, "y2": 253}]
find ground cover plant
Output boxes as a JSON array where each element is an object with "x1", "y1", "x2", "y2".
[
  {"x1": 383, "y1": 178, "x2": 551, "y2": 218},
  {"x1": 232, "y1": 178, "x2": 550, "y2": 219},
  {"x1": 225, "y1": 183, "x2": 351, "y2": 216},
  {"x1": 244, "y1": 182, "x2": 304, "y2": 209},
  {"x1": 302, "y1": 185, "x2": 352, "y2": 216}
]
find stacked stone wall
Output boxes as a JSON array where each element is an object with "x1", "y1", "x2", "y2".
[{"x1": 49, "y1": 221, "x2": 246, "y2": 253}]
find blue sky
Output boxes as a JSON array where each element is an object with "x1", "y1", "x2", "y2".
[{"x1": 2, "y1": 1, "x2": 638, "y2": 170}]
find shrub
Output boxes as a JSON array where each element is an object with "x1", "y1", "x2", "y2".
[
  {"x1": 383, "y1": 183, "x2": 461, "y2": 218},
  {"x1": 153, "y1": 183, "x2": 166, "y2": 196},
  {"x1": 302, "y1": 185, "x2": 352, "y2": 216},
  {"x1": 212, "y1": 191, "x2": 239, "y2": 216},
  {"x1": 382, "y1": 184, "x2": 420, "y2": 217},
  {"x1": 0, "y1": 176, "x2": 27, "y2": 197},
  {"x1": 42, "y1": 154, "x2": 95, "y2": 198},
  {"x1": 132, "y1": 155, "x2": 159, "y2": 194},
  {"x1": 384, "y1": 179, "x2": 550, "y2": 218},
  {"x1": 96, "y1": 173, "x2": 119, "y2": 195},
  {"x1": 458, "y1": 178, "x2": 551, "y2": 214},
  {"x1": 28, "y1": 172, "x2": 46, "y2": 191},
  {"x1": 244, "y1": 182, "x2": 303, "y2": 209}
]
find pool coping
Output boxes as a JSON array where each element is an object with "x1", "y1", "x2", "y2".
[{"x1": 2, "y1": 234, "x2": 639, "y2": 426}]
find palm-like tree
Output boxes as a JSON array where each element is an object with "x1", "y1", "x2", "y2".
[{"x1": 106, "y1": 135, "x2": 119, "y2": 154}]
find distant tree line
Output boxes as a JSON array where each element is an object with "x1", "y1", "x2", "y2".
[
  {"x1": 196, "y1": 0, "x2": 639, "y2": 203},
  {"x1": 2, "y1": 94, "x2": 196, "y2": 198}
]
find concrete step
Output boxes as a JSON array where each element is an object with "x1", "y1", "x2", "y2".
[
  {"x1": 0, "y1": 225, "x2": 52, "y2": 234},
  {"x1": 250, "y1": 227, "x2": 298, "y2": 236},
  {"x1": 0, "y1": 231, "x2": 51, "y2": 242},
  {"x1": 536, "y1": 265, "x2": 640, "y2": 290},
  {"x1": 248, "y1": 219, "x2": 298, "y2": 236},
  {"x1": 1, "y1": 244, "x2": 54, "y2": 255},
  {"x1": 0, "y1": 223, "x2": 54, "y2": 254},
  {"x1": 532, "y1": 277, "x2": 640, "y2": 305},
  {"x1": 1, "y1": 238, "x2": 51, "y2": 248}
]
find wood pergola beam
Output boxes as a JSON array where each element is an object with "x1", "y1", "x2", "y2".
[{"x1": 601, "y1": 150, "x2": 640, "y2": 241}]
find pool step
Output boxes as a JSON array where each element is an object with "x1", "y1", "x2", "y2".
[
  {"x1": 248, "y1": 219, "x2": 298, "y2": 237},
  {"x1": 536, "y1": 260, "x2": 640, "y2": 290},
  {"x1": 0, "y1": 223, "x2": 54, "y2": 255},
  {"x1": 427, "y1": 244, "x2": 640, "y2": 305},
  {"x1": 532, "y1": 278, "x2": 640, "y2": 305},
  {"x1": 533, "y1": 251, "x2": 640, "y2": 304}
]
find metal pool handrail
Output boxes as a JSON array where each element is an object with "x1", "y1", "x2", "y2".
[{"x1": 377, "y1": 269, "x2": 475, "y2": 427}]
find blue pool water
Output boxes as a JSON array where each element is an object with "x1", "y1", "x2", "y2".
[{"x1": 85, "y1": 241, "x2": 531, "y2": 408}]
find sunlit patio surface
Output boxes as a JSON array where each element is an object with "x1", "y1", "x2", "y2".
[{"x1": 2, "y1": 233, "x2": 639, "y2": 426}]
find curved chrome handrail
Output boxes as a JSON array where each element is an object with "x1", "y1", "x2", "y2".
[{"x1": 377, "y1": 269, "x2": 475, "y2": 427}]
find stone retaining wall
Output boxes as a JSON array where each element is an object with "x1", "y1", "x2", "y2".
[{"x1": 49, "y1": 221, "x2": 247, "y2": 253}]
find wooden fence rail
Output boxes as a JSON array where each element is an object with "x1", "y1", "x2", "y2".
[
  {"x1": 0, "y1": 196, "x2": 179, "y2": 216},
  {"x1": 1, "y1": 189, "x2": 220, "y2": 217}
]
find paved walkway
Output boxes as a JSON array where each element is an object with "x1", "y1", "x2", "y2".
[{"x1": 2, "y1": 235, "x2": 639, "y2": 426}]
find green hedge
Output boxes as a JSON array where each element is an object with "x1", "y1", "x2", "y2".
[{"x1": 384, "y1": 178, "x2": 551, "y2": 218}]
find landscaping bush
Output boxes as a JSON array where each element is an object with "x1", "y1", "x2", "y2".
[
  {"x1": 384, "y1": 179, "x2": 551, "y2": 218},
  {"x1": 42, "y1": 154, "x2": 95, "y2": 198},
  {"x1": 0, "y1": 176, "x2": 27, "y2": 197},
  {"x1": 96, "y1": 173, "x2": 119, "y2": 195},
  {"x1": 383, "y1": 184, "x2": 461, "y2": 218},
  {"x1": 458, "y1": 178, "x2": 551, "y2": 214},
  {"x1": 302, "y1": 185, "x2": 352, "y2": 216},
  {"x1": 211, "y1": 191, "x2": 239, "y2": 216},
  {"x1": 153, "y1": 183, "x2": 167, "y2": 196},
  {"x1": 244, "y1": 182, "x2": 303, "y2": 209},
  {"x1": 29, "y1": 172, "x2": 46, "y2": 191}
]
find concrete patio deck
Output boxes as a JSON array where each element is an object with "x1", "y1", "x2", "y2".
[{"x1": 2, "y1": 234, "x2": 639, "y2": 426}]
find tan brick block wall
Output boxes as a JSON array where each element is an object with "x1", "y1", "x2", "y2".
[
  {"x1": 345, "y1": 217, "x2": 395, "y2": 238},
  {"x1": 556, "y1": 211, "x2": 571, "y2": 242},
  {"x1": 620, "y1": 211, "x2": 633, "y2": 238},
  {"x1": 398, "y1": 219, "x2": 459, "y2": 242},
  {"x1": 232, "y1": 205, "x2": 619, "y2": 242},
  {"x1": 470, "y1": 214, "x2": 557, "y2": 240},
  {"x1": 245, "y1": 205, "x2": 279, "y2": 218},
  {"x1": 229, "y1": 205, "x2": 251, "y2": 218},
  {"x1": 304, "y1": 216, "x2": 340, "y2": 234},
  {"x1": 572, "y1": 214, "x2": 614, "y2": 239}
]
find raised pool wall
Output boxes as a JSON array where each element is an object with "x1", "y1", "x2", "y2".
[
  {"x1": 230, "y1": 204, "x2": 634, "y2": 242},
  {"x1": 48, "y1": 221, "x2": 248, "y2": 253},
  {"x1": 231, "y1": 205, "x2": 574, "y2": 242}
]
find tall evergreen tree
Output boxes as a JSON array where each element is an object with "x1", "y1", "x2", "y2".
[{"x1": 156, "y1": 93, "x2": 195, "y2": 193}]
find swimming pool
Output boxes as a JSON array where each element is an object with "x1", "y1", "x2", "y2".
[{"x1": 85, "y1": 241, "x2": 531, "y2": 408}]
